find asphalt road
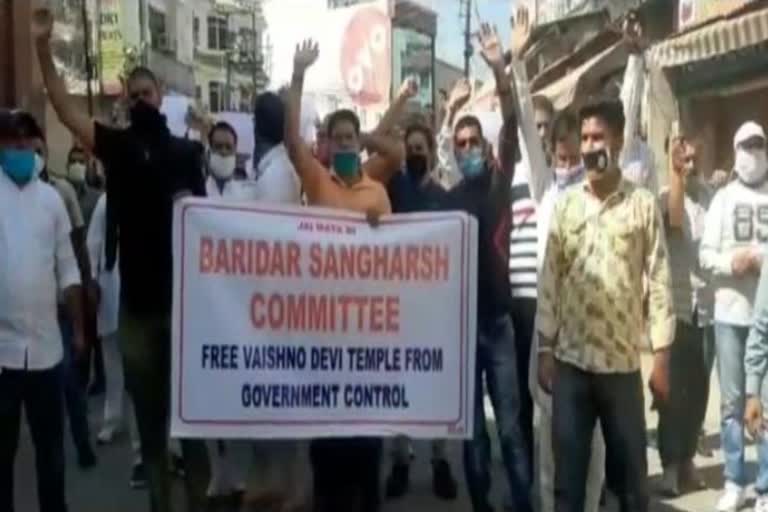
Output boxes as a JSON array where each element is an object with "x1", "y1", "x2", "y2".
[{"x1": 11, "y1": 354, "x2": 757, "y2": 511}]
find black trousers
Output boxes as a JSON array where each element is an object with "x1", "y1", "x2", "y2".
[
  {"x1": 509, "y1": 297, "x2": 536, "y2": 469},
  {"x1": 553, "y1": 361, "x2": 648, "y2": 512},
  {"x1": 310, "y1": 438, "x2": 382, "y2": 512},
  {"x1": 658, "y1": 322, "x2": 712, "y2": 467},
  {"x1": 0, "y1": 366, "x2": 68, "y2": 512}
]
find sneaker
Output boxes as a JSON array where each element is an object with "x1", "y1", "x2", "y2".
[
  {"x1": 130, "y1": 463, "x2": 148, "y2": 489},
  {"x1": 717, "y1": 482, "x2": 746, "y2": 512},
  {"x1": 385, "y1": 463, "x2": 410, "y2": 499},
  {"x1": 77, "y1": 447, "x2": 97, "y2": 471},
  {"x1": 659, "y1": 465, "x2": 680, "y2": 497},
  {"x1": 755, "y1": 494, "x2": 768, "y2": 512},
  {"x1": 432, "y1": 459, "x2": 458, "y2": 500}
]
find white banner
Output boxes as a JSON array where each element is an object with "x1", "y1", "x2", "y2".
[{"x1": 171, "y1": 199, "x2": 477, "y2": 439}]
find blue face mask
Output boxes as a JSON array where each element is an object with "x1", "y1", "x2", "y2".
[
  {"x1": 457, "y1": 147, "x2": 486, "y2": 179},
  {"x1": 0, "y1": 148, "x2": 38, "y2": 185},
  {"x1": 333, "y1": 150, "x2": 361, "y2": 181}
]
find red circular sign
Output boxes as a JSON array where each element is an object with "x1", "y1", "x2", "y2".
[{"x1": 340, "y1": 7, "x2": 391, "y2": 106}]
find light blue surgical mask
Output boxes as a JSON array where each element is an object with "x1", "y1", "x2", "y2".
[
  {"x1": 333, "y1": 150, "x2": 361, "y2": 181},
  {"x1": 457, "y1": 147, "x2": 486, "y2": 179},
  {"x1": 0, "y1": 149, "x2": 39, "y2": 185}
]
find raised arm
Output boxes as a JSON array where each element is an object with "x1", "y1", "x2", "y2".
[
  {"x1": 507, "y1": 7, "x2": 550, "y2": 201},
  {"x1": 373, "y1": 78, "x2": 418, "y2": 137},
  {"x1": 33, "y1": 8, "x2": 95, "y2": 151},
  {"x1": 619, "y1": 12, "x2": 647, "y2": 163},
  {"x1": 666, "y1": 137, "x2": 687, "y2": 229},
  {"x1": 361, "y1": 132, "x2": 405, "y2": 184},
  {"x1": 284, "y1": 40, "x2": 326, "y2": 193},
  {"x1": 437, "y1": 79, "x2": 472, "y2": 185}
]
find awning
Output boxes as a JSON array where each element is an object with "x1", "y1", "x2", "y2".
[
  {"x1": 536, "y1": 41, "x2": 627, "y2": 111},
  {"x1": 649, "y1": 6, "x2": 768, "y2": 68},
  {"x1": 463, "y1": 41, "x2": 626, "y2": 113}
]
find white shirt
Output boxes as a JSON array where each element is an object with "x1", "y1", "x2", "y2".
[
  {"x1": 87, "y1": 194, "x2": 120, "y2": 336},
  {"x1": 701, "y1": 179, "x2": 768, "y2": 326},
  {"x1": 252, "y1": 144, "x2": 302, "y2": 204},
  {"x1": 206, "y1": 176, "x2": 263, "y2": 200},
  {"x1": 0, "y1": 173, "x2": 81, "y2": 370}
]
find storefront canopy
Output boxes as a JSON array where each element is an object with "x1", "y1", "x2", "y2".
[
  {"x1": 536, "y1": 41, "x2": 627, "y2": 111},
  {"x1": 464, "y1": 41, "x2": 626, "y2": 114},
  {"x1": 649, "y1": 5, "x2": 768, "y2": 68}
]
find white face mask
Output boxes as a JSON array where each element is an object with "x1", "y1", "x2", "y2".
[
  {"x1": 68, "y1": 163, "x2": 87, "y2": 184},
  {"x1": 208, "y1": 153, "x2": 236, "y2": 180},
  {"x1": 735, "y1": 148, "x2": 768, "y2": 186},
  {"x1": 34, "y1": 154, "x2": 45, "y2": 178}
]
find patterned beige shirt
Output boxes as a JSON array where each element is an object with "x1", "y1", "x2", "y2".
[{"x1": 536, "y1": 179, "x2": 675, "y2": 373}]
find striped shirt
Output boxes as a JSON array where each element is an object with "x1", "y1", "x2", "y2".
[{"x1": 509, "y1": 168, "x2": 539, "y2": 299}]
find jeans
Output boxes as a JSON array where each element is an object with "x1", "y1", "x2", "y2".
[
  {"x1": 120, "y1": 310, "x2": 210, "y2": 512},
  {"x1": 464, "y1": 314, "x2": 532, "y2": 512},
  {"x1": 534, "y1": 397, "x2": 604, "y2": 512},
  {"x1": 510, "y1": 297, "x2": 536, "y2": 469},
  {"x1": 59, "y1": 307, "x2": 92, "y2": 455},
  {"x1": 553, "y1": 361, "x2": 648, "y2": 512},
  {"x1": 0, "y1": 366, "x2": 68, "y2": 512},
  {"x1": 658, "y1": 321, "x2": 711, "y2": 467},
  {"x1": 311, "y1": 438, "x2": 382, "y2": 512},
  {"x1": 715, "y1": 322, "x2": 768, "y2": 490}
]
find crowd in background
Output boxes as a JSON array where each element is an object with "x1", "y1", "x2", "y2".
[{"x1": 3, "y1": 5, "x2": 768, "y2": 512}]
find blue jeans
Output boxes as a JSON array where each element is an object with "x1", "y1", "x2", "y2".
[
  {"x1": 58, "y1": 307, "x2": 91, "y2": 455},
  {"x1": 716, "y1": 322, "x2": 768, "y2": 491},
  {"x1": 463, "y1": 314, "x2": 532, "y2": 512}
]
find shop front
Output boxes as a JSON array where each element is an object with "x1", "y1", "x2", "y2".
[{"x1": 649, "y1": 0, "x2": 768, "y2": 177}]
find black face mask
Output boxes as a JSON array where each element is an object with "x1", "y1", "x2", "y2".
[
  {"x1": 129, "y1": 100, "x2": 166, "y2": 132},
  {"x1": 582, "y1": 148, "x2": 610, "y2": 173},
  {"x1": 406, "y1": 154, "x2": 429, "y2": 182}
]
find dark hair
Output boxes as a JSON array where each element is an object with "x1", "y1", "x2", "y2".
[
  {"x1": 327, "y1": 109, "x2": 360, "y2": 137},
  {"x1": 453, "y1": 115, "x2": 484, "y2": 138},
  {"x1": 127, "y1": 66, "x2": 159, "y2": 88},
  {"x1": 14, "y1": 111, "x2": 45, "y2": 142},
  {"x1": 208, "y1": 121, "x2": 239, "y2": 146},
  {"x1": 579, "y1": 99, "x2": 625, "y2": 138},
  {"x1": 253, "y1": 92, "x2": 285, "y2": 145},
  {"x1": 67, "y1": 145, "x2": 87, "y2": 162},
  {"x1": 532, "y1": 95, "x2": 555, "y2": 117},
  {"x1": 0, "y1": 109, "x2": 19, "y2": 139},
  {"x1": 404, "y1": 123, "x2": 436, "y2": 155},
  {"x1": 550, "y1": 110, "x2": 580, "y2": 149}
]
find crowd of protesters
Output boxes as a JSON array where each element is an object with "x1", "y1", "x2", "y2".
[{"x1": 2, "y1": 5, "x2": 768, "y2": 512}]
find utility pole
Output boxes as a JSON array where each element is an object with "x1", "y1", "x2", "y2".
[
  {"x1": 81, "y1": 0, "x2": 95, "y2": 116},
  {"x1": 461, "y1": 0, "x2": 472, "y2": 78}
]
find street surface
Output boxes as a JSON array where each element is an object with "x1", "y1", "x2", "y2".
[{"x1": 13, "y1": 354, "x2": 757, "y2": 511}]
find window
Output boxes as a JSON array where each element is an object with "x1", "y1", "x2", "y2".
[
  {"x1": 207, "y1": 16, "x2": 229, "y2": 51},
  {"x1": 193, "y1": 17, "x2": 200, "y2": 47},
  {"x1": 149, "y1": 6, "x2": 167, "y2": 50},
  {"x1": 209, "y1": 81, "x2": 224, "y2": 113},
  {"x1": 238, "y1": 28, "x2": 260, "y2": 61}
]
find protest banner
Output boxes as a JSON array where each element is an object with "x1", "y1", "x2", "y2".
[{"x1": 171, "y1": 199, "x2": 478, "y2": 439}]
